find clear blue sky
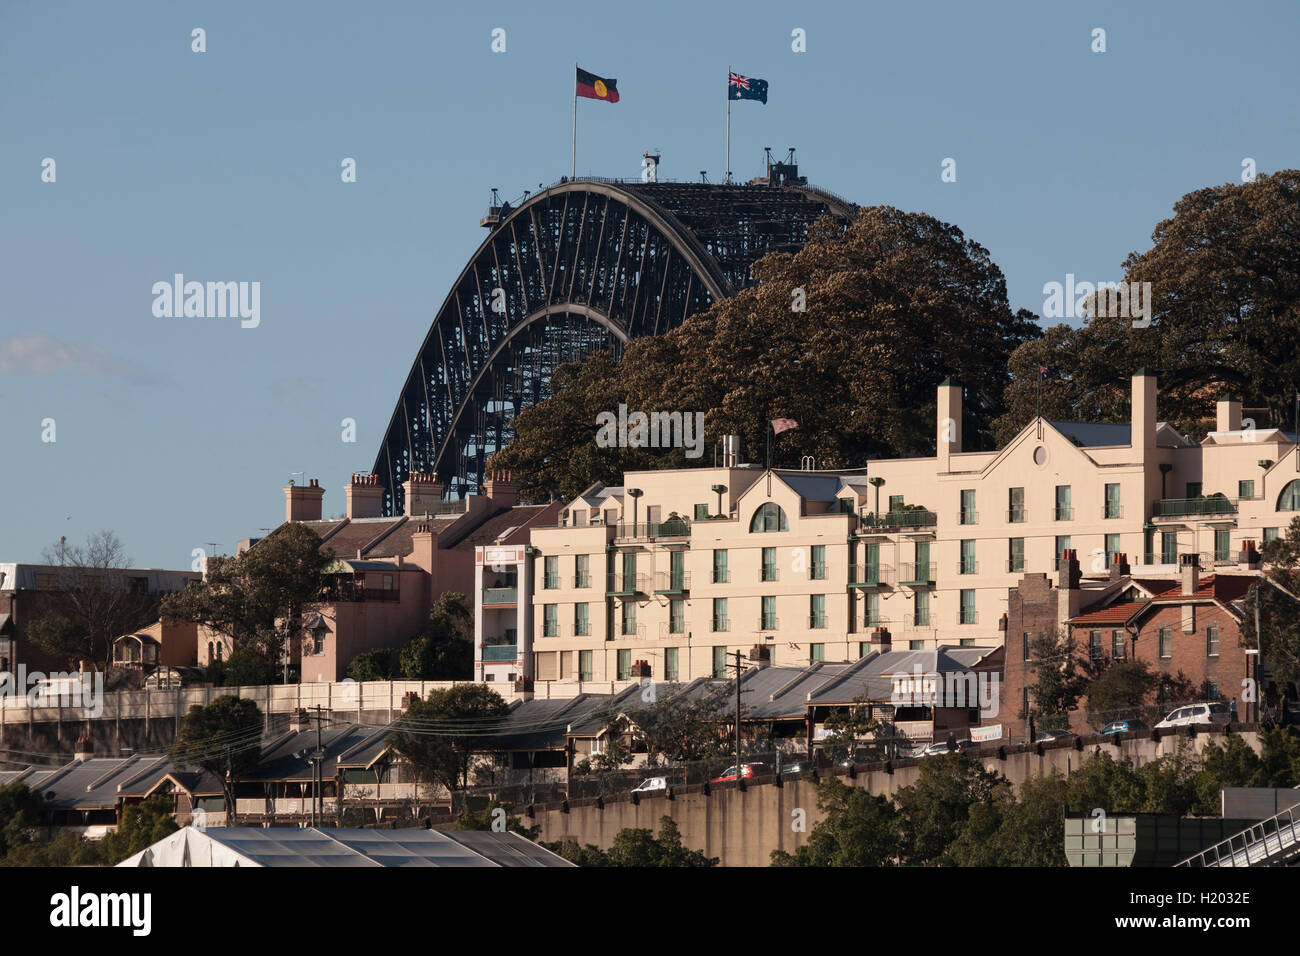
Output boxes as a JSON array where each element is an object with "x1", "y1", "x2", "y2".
[{"x1": 2, "y1": 0, "x2": 1297, "y2": 568}]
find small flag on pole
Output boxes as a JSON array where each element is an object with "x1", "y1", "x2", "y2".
[
  {"x1": 729, "y1": 72, "x2": 768, "y2": 103},
  {"x1": 772, "y1": 418, "x2": 798, "y2": 435},
  {"x1": 576, "y1": 67, "x2": 620, "y2": 102}
]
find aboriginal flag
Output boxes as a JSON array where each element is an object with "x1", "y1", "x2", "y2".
[{"x1": 577, "y1": 67, "x2": 620, "y2": 103}]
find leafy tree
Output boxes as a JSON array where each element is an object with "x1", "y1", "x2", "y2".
[
  {"x1": 1064, "y1": 750, "x2": 1145, "y2": 815},
  {"x1": 162, "y1": 523, "x2": 328, "y2": 671},
  {"x1": 168, "y1": 695, "x2": 264, "y2": 824},
  {"x1": 2, "y1": 830, "x2": 105, "y2": 867},
  {"x1": 0, "y1": 782, "x2": 44, "y2": 858},
  {"x1": 770, "y1": 777, "x2": 899, "y2": 867},
  {"x1": 1194, "y1": 736, "x2": 1263, "y2": 814},
  {"x1": 1241, "y1": 516, "x2": 1300, "y2": 688},
  {"x1": 388, "y1": 684, "x2": 510, "y2": 805},
  {"x1": 948, "y1": 772, "x2": 1069, "y2": 867},
  {"x1": 893, "y1": 754, "x2": 1010, "y2": 865},
  {"x1": 30, "y1": 530, "x2": 159, "y2": 668},
  {"x1": 997, "y1": 170, "x2": 1300, "y2": 444},
  {"x1": 604, "y1": 817, "x2": 717, "y2": 867},
  {"x1": 1023, "y1": 629, "x2": 1086, "y2": 731},
  {"x1": 542, "y1": 839, "x2": 611, "y2": 867},
  {"x1": 452, "y1": 800, "x2": 540, "y2": 839},
  {"x1": 490, "y1": 206, "x2": 1037, "y2": 501},
  {"x1": 100, "y1": 797, "x2": 179, "y2": 864},
  {"x1": 1252, "y1": 727, "x2": 1300, "y2": 787},
  {"x1": 625, "y1": 683, "x2": 735, "y2": 765},
  {"x1": 347, "y1": 648, "x2": 396, "y2": 682},
  {"x1": 398, "y1": 592, "x2": 474, "y2": 680},
  {"x1": 587, "y1": 712, "x2": 638, "y2": 773},
  {"x1": 1084, "y1": 658, "x2": 1160, "y2": 728},
  {"x1": 1135, "y1": 741, "x2": 1203, "y2": 816},
  {"x1": 819, "y1": 694, "x2": 879, "y2": 764},
  {"x1": 217, "y1": 647, "x2": 277, "y2": 687}
]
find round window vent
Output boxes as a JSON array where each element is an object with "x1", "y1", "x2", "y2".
[{"x1": 1033, "y1": 446, "x2": 1048, "y2": 466}]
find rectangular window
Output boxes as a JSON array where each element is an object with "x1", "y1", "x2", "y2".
[
  {"x1": 960, "y1": 539, "x2": 976, "y2": 574},
  {"x1": 1008, "y1": 537, "x2": 1025, "y2": 573},
  {"x1": 712, "y1": 597, "x2": 728, "y2": 632},
  {"x1": 1238, "y1": 479, "x2": 1255, "y2": 500},
  {"x1": 864, "y1": 541, "x2": 880, "y2": 580},
  {"x1": 864, "y1": 592, "x2": 880, "y2": 626},
  {"x1": 1207, "y1": 624, "x2": 1220, "y2": 657},
  {"x1": 621, "y1": 602, "x2": 638, "y2": 637},
  {"x1": 1186, "y1": 481, "x2": 1202, "y2": 499},
  {"x1": 1008, "y1": 487, "x2": 1025, "y2": 523},
  {"x1": 762, "y1": 595, "x2": 778, "y2": 631},
  {"x1": 1023, "y1": 631, "x2": 1032, "y2": 661},
  {"x1": 579, "y1": 649, "x2": 593, "y2": 682},
  {"x1": 669, "y1": 598, "x2": 684, "y2": 634},
  {"x1": 913, "y1": 590, "x2": 931, "y2": 627},
  {"x1": 810, "y1": 643, "x2": 825, "y2": 663},
  {"x1": 1214, "y1": 528, "x2": 1230, "y2": 562},
  {"x1": 1055, "y1": 485, "x2": 1072, "y2": 520},
  {"x1": 575, "y1": 554, "x2": 590, "y2": 588},
  {"x1": 888, "y1": 494, "x2": 905, "y2": 512},
  {"x1": 694, "y1": 503, "x2": 709, "y2": 520},
  {"x1": 1112, "y1": 629, "x2": 1125, "y2": 660},
  {"x1": 1055, "y1": 536, "x2": 1071, "y2": 560},
  {"x1": 858, "y1": 642, "x2": 869, "y2": 659},
  {"x1": 713, "y1": 549, "x2": 729, "y2": 583},
  {"x1": 382, "y1": 574, "x2": 395, "y2": 591},
  {"x1": 914, "y1": 540, "x2": 931, "y2": 581},
  {"x1": 544, "y1": 555, "x2": 559, "y2": 589},
  {"x1": 762, "y1": 546, "x2": 778, "y2": 582},
  {"x1": 1106, "y1": 533, "x2": 1121, "y2": 567},
  {"x1": 574, "y1": 603, "x2": 590, "y2": 636},
  {"x1": 712, "y1": 646, "x2": 727, "y2": 679},
  {"x1": 665, "y1": 647, "x2": 679, "y2": 681},
  {"x1": 1089, "y1": 630, "x2": 1102, "y2": 661},
  {"x1": 1263, "y1": 527, "x2": 1279, "y2": 543},
  {"x1": 617, "y1": 649, "x2": 631, "y2": 680},
  {"x1": 959, "y1": 589, "x2": 976, "y2": 625},
  {"x1": 668, "y1": 550, "x2": 685, "y2": 590},
  {"x1": 1104, "y1": 483, "x2": 1122, "y2": 519},
  {"x1": 910, "y1": 640, "x2": 925, "y2": 651},
  {"x1": 543, "y1": 604, "x2": 558, "y2": 637},
  {"x1": 1161, "y1": 531, "x2": 1178, "y2": 565},
  {"x1": 810, "y1": 544, "x2": 826, "y2": 580},
  {"x1": 960, "y1": 489, "x2": 977, "y2": 525},
  {"x1": 810, "y1": 593, "x2": 826, "y2": 629},
  {"x1": 621, "y1": 550, "x2": 638, "y2": 591},
  {"x1": 1159, "y1": 626, "x2": 1172, "y2": 659}
]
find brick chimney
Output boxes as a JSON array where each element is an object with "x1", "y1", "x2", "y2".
[
  {"x1": 1131, "y1": 369, "x2": 1156, "y2": 455},
  {"x1": 285, "y1": 478, "x2": 324, "y2": 522},
  {"x1": 483, "y1": 469, "x2": 520, "y2": 507},
  {"x1": 1216, "y1": 396, "x2": 1243, "y2": 433},
  {"x1": 869, "y1": 626, "x2": 892, "y2": 650},
  {"x1": 1109, "y1": 551, "x2": 1131, "y2": 581},
  {"x1": 402, "y1": 471, "x2": 445, "y2": 518},
  {"x1": 345, "y1": 473, "x2": 385, "y2": 519},
  {"x1": 1238, "y1": 539, "x2": 1261, "y2": 569},
  {"x1": 289, "y1": 707, "x2": 310, "y2": 733},
  {"x1": 407, "y1": 522, "x2": 437, "y2": 574},
  {"x1": 1057, "y1": 549, "x2": 1082, "y2": 622},
  {"x1": 936, "y1": 379, "x2": 963, "y2": 472},
  {"x1": 74, "y1": 736, "x2": 93, "y2": 761}
]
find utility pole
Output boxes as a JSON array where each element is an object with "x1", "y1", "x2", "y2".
[
  {"x1": 727, "y1": 650, "x2": 747, "y2": 778},
  {"x1": 311, "y1": 705, "x2": 325, "y2": 827}
]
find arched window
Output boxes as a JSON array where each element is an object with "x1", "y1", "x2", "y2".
[
  {"x1": 207, "y1": 641, "x2": 214, "y2": 664},
  {"x1": 1279, "y1": 479, "x2": 1300, "y2": 511},
  {"x1": 216, "y1": 642, "x2": 223, "y2": 662},
  {"x1": 749, "y1": 502, "x2": 789, "y2": 533}
]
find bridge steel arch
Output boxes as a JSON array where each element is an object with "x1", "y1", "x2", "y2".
[{"x1": 372, "y1": 178, "x2": 856, "y2": 514}]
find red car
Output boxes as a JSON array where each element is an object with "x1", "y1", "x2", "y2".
[{"x1": 710, "y1": 762, "x2": 768, "y2": 782}]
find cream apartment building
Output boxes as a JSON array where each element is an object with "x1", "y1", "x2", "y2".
[{"x1": 480, "y1": 372, "x2": 1300, "y2": 684}]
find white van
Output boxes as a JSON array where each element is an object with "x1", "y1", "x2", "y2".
[{"x1": 1154, "y1": 702, "x2": 1231, "y2": 729}]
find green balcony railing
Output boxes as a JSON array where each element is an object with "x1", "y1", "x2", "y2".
[
  {"x1": 1153, "y1": 496, "x2": 1237, "y2": 517},
  {"x1": 482, "y1": 588, "x2": 517, "y2": 605},
  {"x1": 606, "y1": 572, "x2": 649, "y2": 596},
  {"x1": 859, "y1": 509, "x2": 938, "y2": 531},
  {"x1": 614, "y1": 518, "x2": 692, "y2": 539},
  {"x1": 848, "y1": 564, "x2": 891, "y2": 587},
  {"x1": 899, "y1": 562, "x2": 936, "y2": 586},
  {"x1": 654, "y1": 571, "x2": 691, "y2": 594},
  {"x1": 481, "y1": 644, "x2": 517, "y2": 662}
]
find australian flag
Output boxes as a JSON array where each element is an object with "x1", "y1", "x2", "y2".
[{"x1": 729, "y1": 72, "x2": 768, "y2": 104}]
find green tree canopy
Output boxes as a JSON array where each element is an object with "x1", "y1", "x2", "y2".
[
  {"x1": 770, "y1": 777, "x2": 899, "y2": 867},
  {"x1": 398, "y1": 592, "x2": 474, "y2": 680},
  {"x1": 388, "y1": 684, "x2": 510, "y2": 800},
  {"x1": 168, "y1": 695, "x2": 263, "y2": 824}
]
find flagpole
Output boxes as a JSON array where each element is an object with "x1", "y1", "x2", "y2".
[
  {"x1": 725, "y1": 65, "x2": 731, "y2": 184},
  {"x1": 571, "y1": 63, "x2": 578, "y2": 179}
]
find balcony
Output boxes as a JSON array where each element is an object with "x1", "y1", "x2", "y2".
[
  {"x1": 572, "y1": 572, "x2": 591, "y2": 589},
  {"x1": 482, "y1": 587, "x2": 517, "y2": 606},
  {"x1": 959, "y1": 510, "x2": 978, "y2": 526},
  {"x1": 543, "y1": 573, "x2": 560, "y2": 589},
  {"x1": 574, "y1": 622, "x2": 591, "y2": 637},
  {"x1": 1006, "y1": 508, "x2": 1027, "y2": 523},
  {"x1": 606, "y1": 572, "x2": 649, "y2": 596},
  {"x1": 481, "y1": 644, "x2": 518, "y2": 662},
  {"x1": 959, "y1": 610, "x2": 978, "y2": 625},
  {"x1": 957, "y1": 559, "x2": 979, "y2": 575},
  {"x1": 1054, "y1": 506, "x2": 1074, "y2": 521},
  {"x1": 614, "y1": 518, "x2": 691, "y2": 540},
  {"x1": 654, "y1": 571, "x2": 691, "y2": 594},
  {"x1": 808, "y1": 613, "x2": 827, "y2": 630},
  {"x1": 712, "y1": 616, "x2": 729, "y2": 632},
  {"x1": 848, "y1": 564, "x2": 892, "y2": 588},
  {"x1": 761, "y1": 565, "x2": 780, "y2": 582},
  {"x1": 1153, "y1": 496, "x2": 1238, "y2": 518},
  {"x1": 859, "y1": 509, "x2": 938, "y2": 532},
  {"x1": 899, "y1": 562, "x2": 936, "y2": 587},
  {"x1": 619, "y1": 624, "x2": 647, "y2": 640},
  {"x1": 758, "y1": 616, "x2": 780, "y2": 632},
  {"x1": 712, "y1": 569, "x2": 731, "y2": 584},
  {"x1": 658, "y1": 621, "x2": 687, "y2": 638},
  {"x1": 1006, "y1": 558, "x2": 1026, "y2": 574},
  {"x1": 1103, "y1": 504, "x2": 1125, "y2": 519}
]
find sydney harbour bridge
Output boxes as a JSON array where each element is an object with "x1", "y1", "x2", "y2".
[{"x1": 370, "y1": 155, "x2": 858, "y2": 515}]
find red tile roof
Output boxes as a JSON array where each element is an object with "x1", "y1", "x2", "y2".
[{"x1": 1069, "y1": 573, "x2": 1260, "y2": 625}]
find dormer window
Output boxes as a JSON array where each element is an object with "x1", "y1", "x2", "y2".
[{"x1": 749, "y1": 502, "x2": 788, "y2": 533}]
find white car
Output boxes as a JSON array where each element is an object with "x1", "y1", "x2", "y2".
[
  {"x1": 1154, "y1": 702, "x2": 1231, "y2": 730},
  {"x1": 630, "y1": 776, "x2": 667, "y2": 793}
]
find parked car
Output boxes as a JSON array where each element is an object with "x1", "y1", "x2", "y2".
[
  {"x1": 919, "y1": 739, "x2": 978, "y2": 757},
  {"x1": 1099, "y1": 719, "x2": 1148, "y2": 736},
  {"x1": 630, "y1": 776, "x2": 667, "y2": 794},
  {"x1": 710, "y1": 762, "x2": 769, "y2": 782},
  {"x1": 1033, "y1": 729, "x2": 1078, "y2": 743},
  {"x1": 1155, "y1": 702, "x2": 1231, "y2": 730},
  {"x1": 779, "y1": 759, "x2": 815, "y2": 775}
]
